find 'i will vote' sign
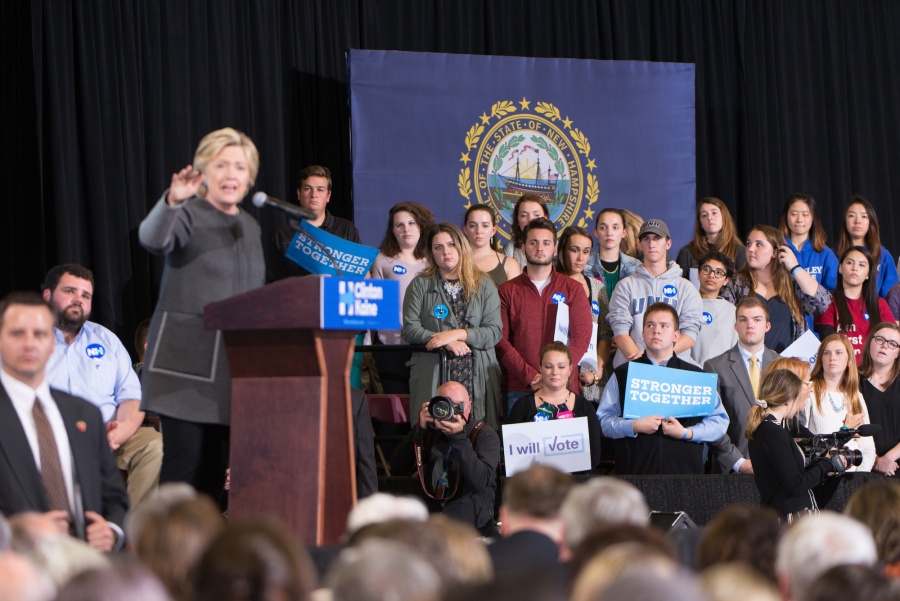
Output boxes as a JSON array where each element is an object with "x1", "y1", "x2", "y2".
[{"x1": 622, "y1": 362, "x2": 718, "y2": 420}]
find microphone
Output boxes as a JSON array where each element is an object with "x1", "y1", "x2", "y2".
[
  {"x1": 252, "y1": 192, "x2": 316, "y2": 221},
  {"x1": 855, "y1": 424, "x2": 882, "y2": 437}
]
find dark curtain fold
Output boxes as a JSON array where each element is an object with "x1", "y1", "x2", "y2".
[{"x1": 6, "y1": 0, "x2": 900, "y2": 355}]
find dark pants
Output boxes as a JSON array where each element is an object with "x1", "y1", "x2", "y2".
[{"x1": 159, "y1": 415, "x2": 230, "y2": 509}]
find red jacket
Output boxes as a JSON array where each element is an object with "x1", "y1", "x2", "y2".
[{"x1": 497, "y1": 270, "x2": 593, "y2": 392}]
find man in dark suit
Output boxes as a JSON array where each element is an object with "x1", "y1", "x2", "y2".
[
  {"x1": 0, "y1": 292, "x2": 128, "y2": 552},
  {"x1": 704, "y1": 296, "x2": 779, "y2": 474}
]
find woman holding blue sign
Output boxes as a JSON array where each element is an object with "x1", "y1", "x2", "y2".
[
  {"x1": 139, "y1": 128, "x2": 265, "y2": 506},
  {"x1": 403, "y1": 223, "x2": 503, "y2": 429},
  {"x1": 507, "y1": 342, "x2": 603, "y2": 469}
]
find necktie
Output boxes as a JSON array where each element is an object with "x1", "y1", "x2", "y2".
[
  {"x1": 33, "y1": 397, "x2": 70, "y2": 512},
  {"x1": 749, "y1": 356, "x2": 761, "y2": 399}
]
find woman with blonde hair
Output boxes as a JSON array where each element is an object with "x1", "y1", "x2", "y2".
[
  {"x1": 721, "y1": 224, "x2": 831, "y2": 352},
  {"x1": 676, "y1": 197, "x2": 746, "y2": 282},
  {"x1": 746, "y1": 368, "x2": 844, "y2": 517},
  {"x1": 805, "y1": 333, "x2": 876, "y2": 471},
  {"x1": 402, "y1": 223, "x2": 502, "y2": 427},
  {"x1": 140, "y1": 127, "x2": 265, "y2": 504}
]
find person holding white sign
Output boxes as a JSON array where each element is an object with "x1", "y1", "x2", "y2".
[
  {"x1": 597, "y1": 303, "x2": 728, "y2": 474},
  {"x1": 507, "y1": 342, "x2": 603, "y2": 469}
]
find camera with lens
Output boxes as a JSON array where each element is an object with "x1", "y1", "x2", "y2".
[
  {"x1": 797, "y1": 427, "x2": 864, "y2": 473},
  {"x1": 428, "y1": 396, "x2": 464, "y2": 422}
]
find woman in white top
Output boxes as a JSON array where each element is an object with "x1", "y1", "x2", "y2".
[{"x1": 805, "y1": 333, "x2": 876, "y2": 471}]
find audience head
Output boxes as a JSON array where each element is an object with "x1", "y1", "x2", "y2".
[
  {"x1": 295, "y1": 165, "x2": 332, "y2": 218},
  {"x1": 424, "y1": 223, "x2": 483, "y2": 298},
  {"x1": 557, "y1": 225, "x2": 593, "y2": 276},
  {"x1": 560, "y1": 477, "x2": 650, "y2": 551},
  {"x1": 637, "y1": 218, "x2": 672, "y2": 266},
  {"x1": 697, "y1": 504, "x2": 782, "y2": 582},
  {"x1": 378, "y1": 201, "x2": 435, "y2": 260},
  {"x1": 193, "y1": 128, "x2": 259, "y2": 199},
  {"x1": 344, "y1": 493, "x2": 428, "y2": 540},
  {"x1": 775, "y1": 512, "x2": 877, "y2": 601},
  {"x1": 193, "y1": 518, "x2": 317, "y2": 601},
  {"x1": 464, "y1": 203, "x2": 503, "y2": 251},
  {"x1": 594, "y1": 208, "x2": 628, "y2": 254},
  {"x1": 571, "y1": 551, "x2": 690, "y2": 601},
  {"x1": 700, "y1": 563, "x2": 780, "y2": 601},
  {"x1": 838, "y1": 194, "x2": 882, "y2": 264},
  {"x1": 125, "y1": 482, "x2": 199, "y2": 548},
  {"x1": 845, "y1": 480, "x2": 900, "y2": 565},
  {"x1": 802, "y1": 563, "x2": 895, "y2": 601},
  {"x1": 743, "y1": 223, "x2": 800, "y2": 333},
  {"x1": 780, "y1": 193, "x2": 828, "y2": 252},
  {"x1": 56, "y1": 557, "x2": 173, "y2": 601},
  {"x1": 692, "y1": 197, "x2": 743, "y2": 261},
  {"x1": 510, "y1": 194, "x2": 550, "y2": 248},
  {"x1": 426, "y1": 516, "x2": 493, "y2": 585},
  {"x1": 328, "y1": 540, "x2": 440, "y2": 601},
  {"x1": 735, "y1": 296, "x2": 771, "y2": 348},
  {"x1": 859, "y1": 322, "x2": 900, "y2": 384},
  {"x1": 569, "y1": 523, "x2": 677, "y2": 580},
  {"x1": 500, "y1": 464, "x2": 572, "y2": 547},
  {"x1": 0, "y1": 551, "x2": 55, "y2": 601},
  {"x1": 764, "y1": 356, "x2": 812, "y2": 386},
  {"x1": 522, "y1": 217, "x2": 558, "y2": 267},
  {"x1": 810, "y1": 334, "x2": 862, "y2": 416},
  {"x1": 698, "y1": 250, "x2": 735, "y2": 297}
]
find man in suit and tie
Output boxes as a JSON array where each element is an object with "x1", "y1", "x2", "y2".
[
  {"x1": 0, "y1": 291, "x2": 128, "y2": 552},
  {"x1": 704, "y1": 296, "x2": 779, "y2": 474}
]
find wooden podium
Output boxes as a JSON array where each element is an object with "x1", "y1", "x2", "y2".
[{"x1": 204, "y1": 276, "x2": 357, "y2": 545}]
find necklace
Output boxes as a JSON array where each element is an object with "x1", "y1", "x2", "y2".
[
  {"x1": 826, "y1": 391, "x2": 846, "y2": 413},
  {"x1": 442, "y1": 278, "x2": 463, "y2": 301}
]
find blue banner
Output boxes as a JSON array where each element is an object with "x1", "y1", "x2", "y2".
[
  {"x1": 622, "y1": 362, "x2": 717, "y2": 420},
  {"x1": 284, "y1": 222, "x2": 379, "y2": 279},
  {"x1": 321, "y1": 278, "x2": 401, "y2": 331},
  {"x1": 349, "y1": 50, "x2": 695, "y2": 249}
]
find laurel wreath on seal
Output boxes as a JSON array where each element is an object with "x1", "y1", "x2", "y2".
[{"x1": 458, "y1": 100, "x2": 598, "y2": 219}]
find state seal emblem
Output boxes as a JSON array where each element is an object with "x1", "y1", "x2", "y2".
[{"x1": 458, "y1": 98, "x2": 599, "y2": 245}]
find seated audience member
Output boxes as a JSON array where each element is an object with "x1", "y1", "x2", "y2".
[
  {"x1": 775, "y1": 513, "x2": 877, "y2": 601},
  {"x1": 572, "y1": 557, "x2": 696, "y2": 601},
  {"x1": 193, "y1": 518, "x2": 317, "y2": 601},
  {"x1": 802, "y1": 564, "x2": 896, "y2": 601},
  {"x1": 805, "y1": 334, "x2": 876, "y2": 472},
  {"x1": 598, "y1": 302, "x2": 728, "y2": 474},
  {"x1": 0, "y1": 551, "x2": 54, "y2": 601},
  {"x1": 133, "y1": 496, "x2": 225, "y2": 601},
  {"x1": 585, "y1": 208, "x2": 640, "y2": 297},
  {"x1": 389, "y1": 381, "x2": 501, "y2": 536},
  {"x1": 692, "y1": 251, "x2": 739, "y2": 367},
  {"x1": 402, "y1": 223, "x2": 503, "y2": 429},
  {"x1": 836, "y1": 195, "x2": 899, "y2": 299},
  {"x1": 858, "y1": 323, "x2": 900, "y2": 476},
  {"x1": 705, "y1": 297, "x2": 780, "y2": 474},
  {"x1": 488, "y1": 465, "x2": 573, "y2": 571},
  {"x1": 124, "y1": 482, "x2": 198, "y2": 550},
  {"x1": 443, "y1": 569, "x2": 567, "y2": 601},
  {"x1": 428, "y1": 516, "x2": 493, "y2": 585},
  {"x1": 327, "y1": 540, "x2": 440, "y2": 601},
  {"x1": 344, "y1": 493, "x2": 428, "y2": 541},
  {"x1": 608, "y1": 218, "x2": 703, "y2": 368},
  {"x1": 568, "y1": 524, "x2": 678, "y2": 580},
  {"x1": 697, "y1": 504, "x2": 782, "y2": 582},
  {"x1": 56, "y1": 557, "x2": 173, "y2": 601},
  {"x1": 815, "y1": 247, "x2": 893, "y2": 363},
  {"x1": 559, "y1": 477, "x2": 650, "y2": 552},
  {"x1": 506, "y1": 342, "x2": 603, "y2": 470},
  {"x1": 503, "y1": 193, "x2": 550, "y2": 269},
  {"x1": 267, "y1": 164, "x2": 360, "y2": 282},
  {"x1": 463, "y1": 204, "x2": 521, "y2": 286},
  {"x1": 676, "y1": 197, "x2": 747, "y2": 282},
  {"x1": 700, "y1": 563, "x2": 779, "y2": 601},
  {"x1": 720, "y1": 225, "x2": 831, "y2": 353},
  {"x1": 845, "y1": 481, "x2": 900, "y2": 575}
]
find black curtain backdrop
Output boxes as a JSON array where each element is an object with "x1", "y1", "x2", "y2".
[{"x1": 5, "y1": 0, "x2": 900, "y2": 355}]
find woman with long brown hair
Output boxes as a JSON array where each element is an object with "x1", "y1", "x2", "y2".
[
  {"x1": 859, "y1": 323, "x2": 900, "y2": 476},
  {"x1": 721, "y1": 224, "x2": 831, "y2": 352},
  {"x1": 676, "y1": 197, "x2": 746, "y2": 282},
  {"x1": 836, "y1": 195, "x2": 899, "y2": 298},
  {"x1": 463, "y1": 204, "x2": 520, "y2": 286},
  {"x1": 503, "y1": 193, "x2": 549, "y2": 269}
]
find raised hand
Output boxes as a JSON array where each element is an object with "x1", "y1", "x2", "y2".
[{"x1": 166, "y1": 164, "x2": 203, "y2": 205}]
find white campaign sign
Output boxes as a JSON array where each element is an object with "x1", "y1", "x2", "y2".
[
  {"x1": 780, "y1": 329, "x2": 821, "y2": 366},
  {"x1": 502, "y1": 417, "x2": 592, "y2": 476},
  {"x1": 553, "y1": 302, "x2": 599, "y2": 371}
]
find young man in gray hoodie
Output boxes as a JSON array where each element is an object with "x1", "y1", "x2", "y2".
[{"x1": 607, "y1": 219, "x2": 703, "y2": 368}]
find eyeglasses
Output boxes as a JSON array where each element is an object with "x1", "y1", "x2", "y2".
[
  {"x1": 873, "y1": 335, "x2": 900, "y2": 350},
  {"x1": 699, "y1": 265, "x2": 728, "y2": 278}
]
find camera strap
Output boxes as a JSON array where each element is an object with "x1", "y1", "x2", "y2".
[{"x1": 414, "y1": 421, "x2": 486, "y2": 501}]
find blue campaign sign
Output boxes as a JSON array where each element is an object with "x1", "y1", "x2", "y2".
[
  {"x1": 284, "y1": 222, "x2": 379, "y2": 279},
  {"x1": 622, "y1": 362, "x2": 718, "y2": 420},
  {"x1": 321, "y1": 278, "x2": 401, "y2": 331}
]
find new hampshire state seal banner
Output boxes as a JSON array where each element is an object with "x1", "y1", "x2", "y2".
[{"x1": 348, "y1": 50, "x2": 695, "y2": 248}]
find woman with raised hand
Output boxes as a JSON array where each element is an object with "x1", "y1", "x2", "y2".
[
  {"x1": 139, "y1": 128, "x2": 265, "y2": 506},
  {"x1": 675, "y1": 197, "x2": 746, "y2": 283},
  {"x1": 805, "y1": 333, "x2": 876, "y2": 472},
  {"x1": 859, "y1": 323, "x2": 900, "y2": 476},
  {"x1": 836, "y1": 195, "x2": 899, "y2": 298},
  {"x1": 463, "y1": 204, "x2": 520, "y2": 287},
  {"x1": 503, "y1": 194, "x2": 549, "y2": 269},
  {"x1": 779, "y1": 193, "x2": 839, "y2": 291},
  {"x1": 507, "y1": 342, "x2": 602, "y2": 469},
  {"x1": 721, "y1": 225, "x2": 831, "y2": 352},
  {"x1": 402, "y1": 223, "x2": 502, "y2": 429},
  {"x1": 555, "y1": 225, "x2": 612, "y2": 404},
  {"x1": 814, "y1": 246, "x2": 893, "y2": 364}
]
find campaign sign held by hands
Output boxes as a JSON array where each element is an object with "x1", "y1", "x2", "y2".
[
  {"x1": 285, "y1": 222, "x2": 379, "y2": 279},
  {"x1": 622, "y1": 362, "x2": 717, "y2": 420},
  {"x1": 321, "y1": 278, "x2": 400, "y2": 331},
  {"x1": 502, "y1": 417, "x2": 592, "y2": 476}
]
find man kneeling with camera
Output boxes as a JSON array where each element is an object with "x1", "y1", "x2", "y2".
[{"x1": 390, "y1": 381, "x2": 501, "y2": 536}]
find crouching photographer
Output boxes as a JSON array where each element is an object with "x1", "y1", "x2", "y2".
[
  {"x1": 746, "y1": 368, "x2": 847, "y2": 519},
  {"x1": 390, "y1": 381, "x2": 501, "y2": 536}
]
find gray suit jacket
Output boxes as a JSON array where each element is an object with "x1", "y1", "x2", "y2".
[{"x1": 703, "y1": 345, "x2": 779, "y2": 472}]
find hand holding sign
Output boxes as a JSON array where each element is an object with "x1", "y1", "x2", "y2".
[
  {"x1": 662, "y1": 417, "x2": 690, "y2": 440},
  {"x1": 633, "y1": 415, "x2": 663, "y2": 434}
]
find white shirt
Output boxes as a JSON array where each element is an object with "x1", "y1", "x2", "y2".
[
  {"x1": 1, "y1": 370, "x2": 76, "y2": 513},
  {"x1": 804, "y1": 389, "x2": 876, "y2": 472}
]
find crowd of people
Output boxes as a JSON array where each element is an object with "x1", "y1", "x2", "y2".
[{"x1": 3, "y1": 126, "x2": 900, "y2": 598}]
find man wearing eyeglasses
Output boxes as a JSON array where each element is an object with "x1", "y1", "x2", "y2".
[
  {"x1": 690, "y1": 251, "x2": 739, "y2": 366},
  {"x1": 704, "y1": 296, "x2": 779, "y2": 474}
]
